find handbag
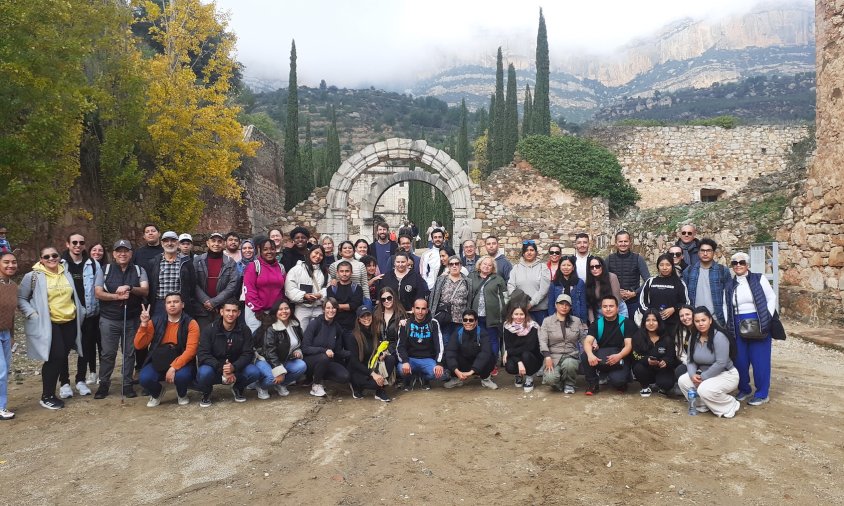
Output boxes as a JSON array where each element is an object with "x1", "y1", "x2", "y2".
[
  {"x1": 770, "y1": 310, "x2": 787, "y2": 340},
  {"x1": 150, "y1": 344, "x2": 180, "y2": 373},
  {"x1": 733, "y1": 291, "x2": 766, "y2": 340},
  {"x1": 594, "y1": 347, "x2": 624, "y2": 371},
  {"x1": 433, "y1": 301, "x2": 452, "y2": 325}
]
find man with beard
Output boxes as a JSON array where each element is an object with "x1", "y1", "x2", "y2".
[
  {"x1": 421, "y1": 229, "x2": 454, "y2": 290},
  {"x1": 368, "y1": 222, "x2": 397, "y2": 275},
  {"x1": 484, "y1": 235, "x2": 512, "y2": 282},
  {"x1": 193, "y1": 232, "x2": 240, "y2": 330},
  {"x1": 280, "y1": 226, "x2": 310, "y2": 273},
  {"x1": 223, "y1": 232, "x2": 241, "y2": 263},
  {"x1": 61, "y1": 232, "x2": 100, "y2": 396}
]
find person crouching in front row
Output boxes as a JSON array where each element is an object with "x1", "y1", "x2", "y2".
[{"x1": 396, "y1": 298, "x2": 448, "y2": 391}]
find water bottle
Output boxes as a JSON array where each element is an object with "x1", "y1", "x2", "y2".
[{"x1": 688, "y1": 388, "x2": 698, "y2": 416}]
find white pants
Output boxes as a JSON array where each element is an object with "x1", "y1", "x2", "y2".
[
  {"x1": 678, "y1": 367, "x2": 740, "y2": 418},
  {"x1": 294, "y1": 305, "x2": 323, "y2": 333}
]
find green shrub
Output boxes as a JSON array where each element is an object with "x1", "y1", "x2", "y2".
[
  {"x1": 686, "y1": 116, "x2": 740, "y2": 129},
  {"x1": 516, "y1": 135, "x2": 639, "y2": 214}
]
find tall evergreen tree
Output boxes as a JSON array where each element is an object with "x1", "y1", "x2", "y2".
[
  {"x1": 283, "y1": 39, "x2": 300, "y2": 210},
  {"x1": 476, "y1": 107, "x2": 488, "y2": 137},
  {"x1": 485, "y1": 93, "x2": 495, "y2": 176},
  {"x1": 302, "y1": 117, "x2": 314, "y2": 186},
  {"x1": 522, "y1": 84, "x2": 533, "y2": 137},
  {"x1": 503, "y1": 63, "x2": 518, "y2": 164},
  {"x1": 323, "y1": 105, "x2": 342, "y2": 186},
  {"x1": 455, "y1": 99, "x2": 470, "y2": 173},
  {"x1": 532, "y1": 9, "x2": 551, "y2": 136},
  {"x1": 492, "y1": 47, "x2": 505, "y2": 169}
]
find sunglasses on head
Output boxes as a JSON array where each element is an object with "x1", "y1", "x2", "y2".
[
  {"x1": 731, "y1": 260, "x2": 748, "y2": 267},
  {"x1": 462, "y1": 317, "x2": 476, "y2": 323},
  {"x1": 42, "y1": 253, "x2": 59, "y2": 260},
  {"x1": 522, "y1": 240, "x2": 536, "y2": 246},
  {"x1": 380, "y1": 295, "x2": 393, "y2": 302}
]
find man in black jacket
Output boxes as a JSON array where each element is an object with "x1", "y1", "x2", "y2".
[
  {"x1": 193, "y1": 234, "x2": 240, "y2": 329},
  {"x1": 607, "y1": 230, "x2": 651, "y2": 318},
  {"x1": 329, "y1": 261, "x2": 364, "y2": 332},
  {"x1": 396, "y1": 298, "x2": 447, "y2": 390},
  {"x1": 196, "y1": 301, "x2": 260, "y2": 407},
  {"x1": 443, "y1": 310, "x2": 497, "y2": 390}
]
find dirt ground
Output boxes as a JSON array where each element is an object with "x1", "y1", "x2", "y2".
[{"x1": 2, "y1": 331, "x2": 843, "y2": 505}]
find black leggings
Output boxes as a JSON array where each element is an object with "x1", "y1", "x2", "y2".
[
  {"x1": 74, "y1": 315, "x2": 101, "y2": 383},
  {"x1": 504, "y1": 351, "x2": 543, "y2": 376},
  {"x1": 632, "y1": 360, "x2": 675, "y2": 391},
  {"x1": 45, "y1": 321, "x2": 77, "y2": 397},
  {"x1": 304, "y1": 354, "x2": 350, "y2": 385},
  {"x1": 349, "y1": 355, "x2": 397, "y2": 391}
]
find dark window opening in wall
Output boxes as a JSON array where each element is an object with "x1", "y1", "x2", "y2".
[
  {"x1": 721, "y1": 176, "x2": 727, "y2": 180},
  {"x1": 687, "y1": 177, "x2": 692, "y2": 182},
  {"x1": 711, "y1": 177, "x2": 715, "y2": 181},
  {"x1": 699, "y1": 177, "x2": 703, "y2": 182},
  {"x1": 735, "y1": 177, "x2": 739, "y2": 181},
  {"x1": 638, "y1": 178, "x2": 643, "y2": 183},
  {"x1": 761, "y1": 147, "x2": 767, "y2": 155},
  {"x1": 650, "y1": 178, "x2": 654, "y2": 182},
  {"x1": 700, "y1": 188, "x2": 726, "y2": 202},
  {"x1": 660, "y1": 177, "x2": 666, "y2": 181},
  {"x1": 675, "y1": 177, "x2": 680, "y2": 182}
]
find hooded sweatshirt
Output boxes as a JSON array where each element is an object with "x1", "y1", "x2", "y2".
[
  {"x1": 507, "y1": 259, "x2": 551, "y2": 312},
  {"x1": 243, "y1": 255, "x2": 285, "y2": 312},
  {"x1": 33, "y1": 262, "x2": 75, "y2": 323}
]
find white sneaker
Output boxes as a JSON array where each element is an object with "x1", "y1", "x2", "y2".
[
  {"x1": 523, "y1": 376, "x2": 534, "y2": 393},
  {"x1": 146, "y1": 395, "x2": 161, "y2": 408},
  {"x1": 563, "y1": 385, "x2": 576, "y2": 394},
  {"x1": 59, "y1": 383, "x2": 73, "y2": 399},
  {"x1": 0, "y1": 408, "x2": 15, "y2": 420},
  {"x1": 275, "y1": 385, "x2": 290, "y2": 397},
  {"x1": 177, "y1": 395, "x2": 190, "y2": 406},
  {"x1": 481, "y1": 377, "x2": 498, "y2": 390},
  {"x1": 443, "y1": 378, "x2": 463, "y2": 389},
  {"x1": 256, "y1": 387, "x2": 270, "y2": 400},
  {"x1": 723, "y1": 399, "x2": 741, "y2": 419},
  {"x1": 76, "y1": 381, "x2": 92, "y2": 396},
  {"x1": 85, "y1": 372, "x2": 98, "y2": 385},
  {"x1": 246, "y1": 382, "x2": 257, "y2": 391},
  {"x1": 310, "y1": 384, "x2": 326, "y2": 397}
]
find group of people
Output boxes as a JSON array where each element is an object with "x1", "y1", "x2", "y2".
[{"x1": 0, "y1": 221, "x2": 778, "y2": 421}]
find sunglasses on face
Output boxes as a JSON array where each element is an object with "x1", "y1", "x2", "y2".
[
  {"x1": 671, "y1": 252, "x2": 683, "y2": 257},
  {"x1": 731, "y1": 260, "x2": 748, "y2": 267},
  {"x1": 380, "y1": 295, "x2": 393, "y2": 302},
  {"x1": 42, "y1": 253, "x2": 60, "y2": 260},
  {"x1": 548, "y1": 251, "x2": 561, "y2": 255},
  {"x1": 462, "y1": 318, "x2": 476, "y2": 323},
  {"x1": 70, "y1": 240, "x2": 85, "y2": 246},
  {"x1": 448, "y1": 261, "x2": 461, "y2": 266},
  {"x1": 681, "y1": 231, "x2": 694, "y2": 236},
  {"x1": 589, "y1": 264, "x2": 602, "y2": 270}
]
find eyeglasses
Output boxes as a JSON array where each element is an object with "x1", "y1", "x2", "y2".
[
  {"x1": 548, "y1": 251, "x2": 561, "y2": 255},
  {"x1": 70, "y1": 240, "x2": 85, "y2": 246},
  {"x1": 699, "y1": 248, "x2": 714, "y2": 253},
  {"x1": 462, "y1": 318, "x2": 476, "y2": 323},
  {"x1": 680, "y1": 231, "x2": 694, "y2": 236},
  {"x1": 730, "y1": 260, "x2": 748, "y2": 267},
  {"x1": 448, "y1": 261, "x2": 461, "y2": 266},
  {"x1": 522, "y1": 240, "x2": 536, "y2": 246},
  {"x1": 42, "y1": 253, "x2": 60, "y2": 260},
  {"x1": 380, "y1": 295, "x2": 393, "y2": 302},
  {"x1": 671, "y1": 252, "x2": 683, "y2": 257},
  {"x1": 589, "y1": 264, "x2": 602, "y2": 270}
]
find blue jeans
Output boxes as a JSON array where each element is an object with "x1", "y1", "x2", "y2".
[
  {"x1": 398, "y1": 357, "x2": 448, "y2": 381},
  {"x1": 255, "y1": 358, "x2": 307, "y2": 388},
  {"x1": 196, "y1": 363, "x2": 261, "y2": 394},
  {"x1": 138, "y1": 362, "x2": 195, "y2": 398},
  {"x1": 0, "y1": 330, "x2": 11, "y2": 409},
  {"x1": 479, "y1": 317, "x2": 500, "y2": 358}
]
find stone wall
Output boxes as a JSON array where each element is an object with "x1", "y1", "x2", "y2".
[
  {"x1": 778, "y1": 1, "x2": 844, "y2": 326},
  {"x1": 588, "y1": 125, "x2": 809, "y2": 208}
]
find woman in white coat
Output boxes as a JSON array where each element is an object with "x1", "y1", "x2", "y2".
[{"x1": 284, "y1": 245, "x2": 328, "y2": 331}]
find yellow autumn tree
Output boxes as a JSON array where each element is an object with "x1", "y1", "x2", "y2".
[{"x1": 137, "y1": 0, "x2": 257, "y2": 232}]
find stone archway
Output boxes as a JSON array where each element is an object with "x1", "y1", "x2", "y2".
[{"x1": 320, "y1": 138, "x2": 475, "y2": 240}]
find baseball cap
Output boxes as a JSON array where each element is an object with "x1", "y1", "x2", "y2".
[
  {"x1": 178, "y1": 233, "x2": 193, "y2": 243},
  {"x1": 555, "y1": 293, "x2": 572, "y2": 305},
  {"x1": 113, "y1": 239, "x2": 133, "y2": 251},
  {"x1": 209, "y1": 232, "x2": 224, "y2": 240},
  {"x1": 356, "y1": 306, "x2": 373, "y2": 317},
  {"x1": 161, "y1": 231, "x2": 178, "y2": 240}
]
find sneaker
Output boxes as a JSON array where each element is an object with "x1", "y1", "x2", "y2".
[
  {"x1": 275, "y1": 385, "x2": 290, "y2": 397},
  {"x1": 420, "y1": 378, "x2": 431, "y2": 391},
  {"x1": 231, "y1": 385, "x2": 246, "y2": 403},
  {"x1": 246, "y1": 382, "x2": 257, "y2": 391},
  {"x1": 599, "y1": 376, "x2": 608, "y2": 386},
  {"x1": 736, "y1": 391, "x2": 752, "y2": 402},
  {"x1": 514, "y1": 376, "x2": 524, "y2": 388},
  {"x1": 177, "y1": 395, "x2": 190, "y2": 406},
  {"x1": 481, "y1": 377, "x2": 499, "y2": 390},
  {"x1": 443, "y1": 378, "x2": 463, "y2": 389},
  {"x1": 723, "y1": 399, "x2": 741, "y2": 419},
  {"x1": 402, "y1": 378, "x2": 415, "y2": 392},
  {"x1": 491, "y1": 366, "x2": 499, "y2": 377},
  {"x1": 563, "y1": 385, "x2": 575, "y2": 395},
  {"x1": 199, "y1": 392, "x2": 212, "y2": 407},
  {"x1": 585, "y1": 383, "x2": 598, "y2": 396},
  {"x1": 94, "y1": 386, "x2": 109, "y2": 399},
  {"x1": 748, "y1": 396, "x2": 769, "y2": 406},
  {"x1": 86, "y1": 372, "x2": 98, "y2": 385},
  {"x1": 374, "y1": 389, "x2": 392, "y2": 402},
  {"x1": 350, "y1": 384, "x2": 364, "y2": 399},
  {"x1": 146, "y1": 385, "x2": 166, "y2": 407},
  {"x1": 59, "y1": 383, "x2": 73, "y2": 399},
  {"x1": 256, "y1": 387, "x2": 270, "y2": 400},
  {"x1": 523, "y1": 376, "x2": 534, "y2": 393},
  {"x1": 0, "y1": 408, "x2": 14, "y2": 420},
  {"x1": 640, "y1": 387, "x2": 652, "y2": 398},
  {"x1": 76, "y1": 381, "x2": 92, "y2": 396},
  {"x1": 40, "y1": 395, "x2": 65, "y2": 410},
  {"x1": 122, "y1": 386, "x2": 137, "y2": 399},
  {"x1": 310, "y1": 384, "x2": 326, "y2": 397}
]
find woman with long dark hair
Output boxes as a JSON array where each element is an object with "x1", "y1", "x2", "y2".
[
  {"x1": 673, "y1": 304, "x2": 695, "y2": 382},
  {"x1": 631, "y1": 309, "x2": 677, "y2": 397},
  {"x1": 285, "y1": 245, "x2": 328, "y2": 331},
  {"x1": 302, "y1": 298, "x2": 350, "y2": 397},
  {"x1": 638, "y1": 253, "x2": 690, "y2": 336},
  {"x1": 0, "y1": 252, "x2": 19, "y2": 418},
  {"x1": 585, "y1": 256, "x2": 627, "y2": 323},
  {"x1": 345, "y1": 306, "x2": 392, "y2": 402},
  {"x1": 546, "y1": 255, "x2": 587, "y2": 322},
  {"x1": 243, "y1": 235, "x2": 286, "y2": 333},
  {"x1": 677, "y1": 307, "x2": 740, "y2": 418},
  {"x1": 254, "y1": 299, "x2": 308, "y2": 398}
]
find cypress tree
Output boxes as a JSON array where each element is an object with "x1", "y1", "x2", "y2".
[
  {"x1": 283, "y1": 39, "x2": 300, "y2": 210},
  {"x1": 522, "y1": 84, "x2": 533, "y2": 136},
  {"x1": 485, "y1": 93, "x2": 495, "y2": 176},
  {"x1": 493, "y1": 47, "x2": 505, "y2": 169},
  {"x1": 302, "y1": 117, "x2": 314, "y2": 186},
  {"x1": 476, "y1": 107, "x2": 488, "y2": 137},
  {"x1": 325, "y1": 105, "x2": 341, "y2": 184},
  {"x1": 456, "y1": 98, "x2": 470, "y2": 173},
  {"x1": 503, "y1": 63, "x2": 518, "y2": 164},
  {"x1": 532, "y1": 9, "x2": 551, "y2": 136}
]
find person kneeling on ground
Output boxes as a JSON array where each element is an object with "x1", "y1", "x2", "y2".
[
  {"x1": 539, "y1": 294, "x2": 583, "y2": 394},
  {"x1": 396, "y1": 298, "x2": 447, "y2": 391},
  {"x1": 345, "y1": 306, "x2": 393, "y2": 402},
  {"x1": 581, "y1": 295, "x2": 637, "y2": 395},
  {"x1": 302, "y1": 298, "x2": 351, "y2": 397},
  {"x1": 443, "y1": 309, "x2": 498, "y2": 390},
  {"x1": 135, "y1": 293, "x2": 199, "y2": 407},
  {"x1": 631, "y1": 309, "x2": 677, "y2": 397},
  {"x1": 196, "y1": 300, "x2": 260, "y2": 407},
  {"x1": 253, "y1": 300, "x2": 308, "y2": 399},
  {"x1": 502, "y1": 305, "x2": 542, "y2": 393},
  {"x1": 677, "y1": 306, "x2": 740, "y2": 418}
]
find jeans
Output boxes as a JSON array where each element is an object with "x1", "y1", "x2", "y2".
[
  {"x1": 255, "y1": 358, "x2": 307, "y2": 388},
  {"x1": 580, "y1": 349, "x2": 631, "y2": 389},
  {"x1": 0, "y1": 330, "x2": 11, "y2": 409},
  {"x1": 138, "y1": 362, "x2": 196, "y2": 398},
  {"x1": 196, "y1": 363, "x2": 261, "y2": 394},
  {"x1": 397, "y1": 357, "x2": 448, "y2": 381},
  {"x1": 479, "y1": 317, "x2": 501, "y2": 359},
  {"x1": 99, "y1": 316, "x2": 139, "y2": 391}
]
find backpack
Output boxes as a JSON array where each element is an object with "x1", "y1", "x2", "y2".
[
  {"x1": 456, "y1": 327, "x2": 481, "y2": 346},
  {"x1": 103, "y1": 263, "x2": 142, "y2": 291},
  {"x1": 596, "y1": 315, "x2": 626, "y2": 343}
]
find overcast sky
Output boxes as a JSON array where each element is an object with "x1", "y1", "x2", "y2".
[{"x1": 214, "y1": 0, "x2": 809, "y2": 88}]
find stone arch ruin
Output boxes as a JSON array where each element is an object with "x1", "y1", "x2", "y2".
[{"x1": 319, "y1": 138, "x2": 474, "y2": 240}]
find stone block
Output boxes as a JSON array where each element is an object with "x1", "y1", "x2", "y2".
[{"x1": 830, "y1": 247, "x2": 844, "y2": 267}]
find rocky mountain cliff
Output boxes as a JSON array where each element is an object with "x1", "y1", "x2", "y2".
[{"x1": 411, "y1": 2, "x2": 814, "y2": 122}]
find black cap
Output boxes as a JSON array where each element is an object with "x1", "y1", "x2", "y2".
[{"x1": 356, "y1": 306, "x2": 373, "y2": 317}]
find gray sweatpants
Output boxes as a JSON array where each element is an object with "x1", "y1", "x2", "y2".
[{"x1": 98, "y1": 316, "x2": 139, "y2": 390}]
